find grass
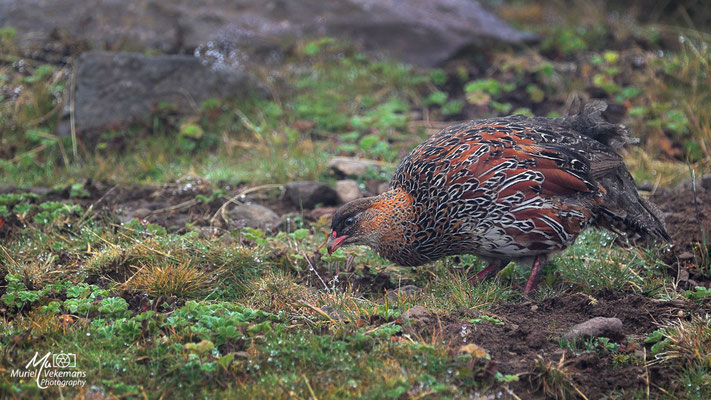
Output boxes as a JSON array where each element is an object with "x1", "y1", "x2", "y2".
[
  {"x1": 1, "y1": 1, "x2": 711, "y2": 398},
  {"x1": 530, "y1": 354, "x2": 588, "y2": 400}
]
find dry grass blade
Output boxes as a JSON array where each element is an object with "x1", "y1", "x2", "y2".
[{"x1": 650, "y1": 315, "x2": 711, "y2": 369}]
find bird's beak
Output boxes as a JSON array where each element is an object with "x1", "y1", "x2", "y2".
[{"x1": 326, "y1": 231, "x2": 348, "y2": 255}]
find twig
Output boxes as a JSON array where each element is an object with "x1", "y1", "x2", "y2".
[
  {"x1": 92, "y1": 185, "x2": 118, "y2": 207},
  {"x1": 11, "y1": 144, "x2": 47, "y2": 162},
  {"x1": 643, "y1": 347, "x2": 650, "y2": 400},
  {"x1": 27, "y1": 94, "x2": 65, "y2": 126},
  {"x1": 303, "y1": 251, "x2": 329, "y2": 291},
  {"x1": 85, "y1": 228, "x2": 119, "y2": 249},
  {"x1": 302, "y1": 374, "x2": 318, "y2": 400},
  {"x1": 78, "y1": 185, "x2": 119, "y2": 224},
  {"x1": 149, "y1": 199, "x2": 199, "y2": 215},
  {"x1": 234, "y1": 108, "x2": 264, "y2": 142},
  {"x1": 0, "y1": 244, "x2": 19, "y2": 268},
  {"x1": 34, "y1": 130, "x2": 69, "y2": 167},
  {"x1": 297, "y1": 301, "x2": 337, "y2": 324},
  {"x1": 69, "y1": 61, "x2": 78, "y2": 162}
]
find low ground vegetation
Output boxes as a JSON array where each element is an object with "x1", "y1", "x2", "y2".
[{"x1": 1, "y1": 1, "x2": 710, "y2": 398}]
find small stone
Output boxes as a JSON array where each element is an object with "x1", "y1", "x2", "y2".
[
  {"x1": 386, "y1": 285, "x2": 422, "y2": 303},
  {"x1": 118, "y1": 207, "x2": 152, "y2": 224},
  {"x1": 335, "y1": 180, "x2": 361, "y2": 203},
  {"x1": 328, "y1": 157, "x2": 380, "y2": 178},
  {"x1": 285, "y1": 181, "x2": 339, "y2": 209},
  {"x1": 563, "y1": 317, "x2": 624, "y2": 341},
  {"x1": 458, "y1": 343, "x2": 488, "y2": 357},
  {"x1": 321, "y1": 306, "x2": 349, "y2": 321},
  {"x1": 226, "y1": 202, "x2": 281, "y2": 231},
  {"x1": 701, "y1": 173, "x2": 711, "y2": 190},
  {"x1": 310, "y1": 207, "x2": 336, "y2": 221},
  {"x1": 530, "y1": 305, "x2": 538, "y2": 312},
  {"x1": 401, "y1": 305, "x2": 429, "y2": 323}
]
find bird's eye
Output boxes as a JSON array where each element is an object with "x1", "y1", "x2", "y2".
[{"x1": 344, "y1": 217, "x2": 355, "y2": 226}]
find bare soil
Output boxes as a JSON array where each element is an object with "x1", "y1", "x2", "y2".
[
  {"x1": 651, "y1": 181, "x2": 711, "y2": 286},
  {"x1": 408, "y1": 291, "x2": 708, "y2": 399}
]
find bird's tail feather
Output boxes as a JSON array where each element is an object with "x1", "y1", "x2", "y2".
[
  {"x1": 557, "y1": 101, "x2": 670, "y2": 243},
  {"x1": 559, "y1": 101, "x2": 639, "y2": 151}
]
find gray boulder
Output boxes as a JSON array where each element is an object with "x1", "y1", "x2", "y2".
[
  {"x1": 335, "y1": 180, "x2": 361, "y2": 203},
  {"x1": 58, "y1": 51, "x2": 263, "y2": 134},
  {"x1": 285, "y1": 182, "x2": 339, "y2": 209},
  {"x1": 226, "y1": 202, "x2": 281, "y2": 231},
  {"x1": 328, "y1": 157, "x2": 381, "y2": 178},
  {"x1": 3, "y1": 0, "x2": 536, "y2": 67},
  {"x1": 563, "y1": 317, "x2": 624, "y2": 341}
]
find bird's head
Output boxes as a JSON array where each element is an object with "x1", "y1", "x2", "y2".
[{"x1": 326, "y1": 197, "x2": 379, "y2": 255}]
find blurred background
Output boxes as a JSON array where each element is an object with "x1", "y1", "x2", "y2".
[{"x1": 1, "y1": 0, "x2": 710, "y2": 187}]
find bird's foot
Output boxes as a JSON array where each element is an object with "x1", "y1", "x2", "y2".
[
  {"x1": 523, "y1": 256, "x2": 544, "y2": 296},
  {"x1": 468, "y1": 263, "x2": 501, "y2": 285}
]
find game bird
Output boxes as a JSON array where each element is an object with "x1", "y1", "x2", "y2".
[{"x1": 327, "y1": 102, "x2": 669, "y2": 295}]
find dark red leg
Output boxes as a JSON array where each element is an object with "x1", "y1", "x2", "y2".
[
  {"x1": 468, "y1": 263, "x2": 501, "y2": 285},
  {"x1": 523, "y1": 256, "x2": 544, "y2": 296}
]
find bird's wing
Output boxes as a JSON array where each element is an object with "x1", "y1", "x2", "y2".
[
  {"x1": 392, "y1": 121, "x2": 601, "y2": 251},
  {"x1": 399, "y1": 121, "x2": 600, "y2": 196}
]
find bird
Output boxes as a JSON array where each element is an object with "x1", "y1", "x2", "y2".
[{"x1": 326, "y1": 102, "x2": 670, "y2": 296}]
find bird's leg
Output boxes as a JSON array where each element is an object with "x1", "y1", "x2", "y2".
[
  {"x1": 523, "y1": 256, "x2": 545, "y2": 296},
  {"x1": 468, "y1": 263, "x2": 502, "y2": 285}
]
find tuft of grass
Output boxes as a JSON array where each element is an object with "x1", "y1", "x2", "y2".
[
  {"x1": 554, "y1": 230, "x2": 669, "y2": 295},
  {"x1": 530, "y1": 354, "x2": 589, "y2": 400},
  {"x1": 648, "y1": 315, "x2": 711, "y2": 398},
  {"x1": 124, "y1": 262, "x2": 211, "y2": 298}
]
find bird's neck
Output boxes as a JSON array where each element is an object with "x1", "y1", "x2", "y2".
[{"x1": 360, "y1": 187, "x2": 421, "y2": 265}]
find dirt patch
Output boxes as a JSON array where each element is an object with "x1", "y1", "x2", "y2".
[
  {"x1": 408, "y1": 292, "x2": 701, "y2": 399},
  {"x1": 0, "y1": 180, "x2": 303, "y2": 235},
  {"x1": 651, "y1": 181, "x2": 711, "y2": 284},
  {"x1": 652, "y1": 182, "x2": 710, "y2": 252}
]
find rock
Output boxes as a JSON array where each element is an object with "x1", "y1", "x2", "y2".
[
  {"x1": 563, "y1": 317, "x2": 624, "y2": 341},
  {"x1": 328, "y1": 157, "x2": 380, "y2": 178},
  {"x1": 702, "y1": 174, "x2": 711, "y2": 190},
  {"x1": 386, "y1": 285, "x2": 422, "y2": 303},
  {"x1": 117, "y1": 207, "x2": 152, "y2": 224},
  {"x1": 401, "y1": 305, "x2": 429, "y2": 323},
  {"x1": 335, "y1": 180, "x2": 361, "y2": 203},
  {"x1": 226, "y1": 202, "x2": 281, "y2": 231},
  {"x1": 58, "y1": 51, "x2": 263, "y2": 134},
  {"x1": 321, "y1": 306, "x2": 349, "y2": 322},
  {"x1": 2, "y1": 0, "x2": 536, "y2": 67},
  {"x1": 285, "y1": 182, "x2": 339, "y2": 209},
  {"x1": 310, "y1": 207, "x2": 336, "y2": 221},
  {"x1": 674, "y1": 176, "x2": 706, "y2": 194}
]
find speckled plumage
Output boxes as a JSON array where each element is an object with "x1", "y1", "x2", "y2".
[{"x1": 328, "y1": 102, "x2": 669, "y2": 295}]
